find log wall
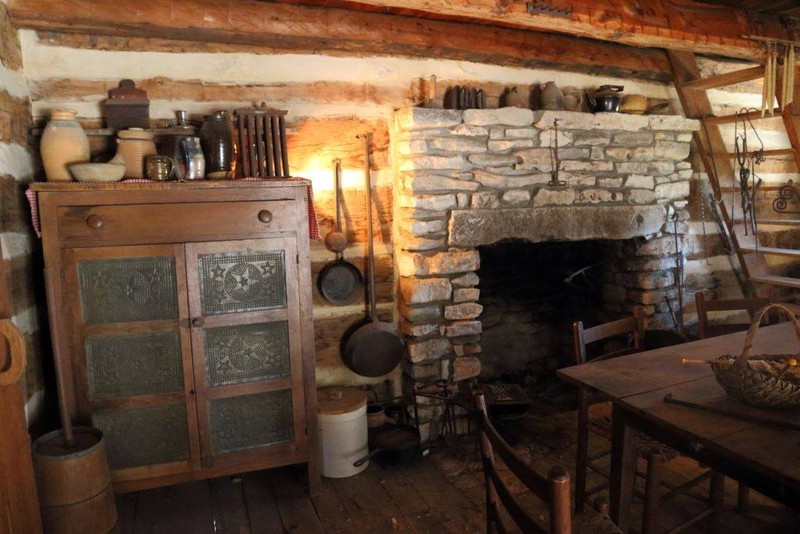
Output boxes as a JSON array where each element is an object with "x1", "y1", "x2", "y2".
[
  {"x1": 13, "y1": 21, "x2": 799, "y2": 389},
  {"x1": 0, "y1": 5, "x2": 44, "y2": 424}
]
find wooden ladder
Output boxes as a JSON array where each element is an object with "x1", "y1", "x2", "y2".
[{"x1": 668, "y1": 50, "x2": 800, "y2": 298}]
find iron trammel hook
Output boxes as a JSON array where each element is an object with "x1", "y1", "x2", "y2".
[{"x1": 548, "y1": 118, "x2": 566, "y2": 187}]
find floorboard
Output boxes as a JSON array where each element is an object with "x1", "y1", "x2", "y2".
[
  {"x1": 331, "y1": 464, "x2": 410, "y2": 531},
  {"x1": 132, "y1": 480, "x2": 214, "y2": 534},
  {"x1": 400, "y1": 459, "x2": 484, "y2": 533},
  {"x1": 210, "y1": 475, "x2": 251, "y2": 534},
  {"x1": 240, "y1": 470, "x2": 283, "y2": 533},
  {"x1": 309, "y1": 476, "x2": 354, "y2": 533},
  {"x1": 268, "y1": 467, "x2": 324, "y2": 533}
]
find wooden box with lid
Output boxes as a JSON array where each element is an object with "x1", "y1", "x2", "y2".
[{"x1": 30, "y1": 180, "x2": 319, "y2": 493}]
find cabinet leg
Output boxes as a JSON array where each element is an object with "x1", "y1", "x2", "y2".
[{"x1": 308, "y1": 457, "x2": 322, "y2": 497}]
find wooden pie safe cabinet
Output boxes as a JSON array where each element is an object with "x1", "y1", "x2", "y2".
[{"x1": 32, "y1": 181, "x2": 319, "y2": 493}]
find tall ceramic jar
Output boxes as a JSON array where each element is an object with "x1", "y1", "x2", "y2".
[
  {"x1": 116, "y1": 128, "x2": 157, "y2": 179},
  {"x1": 199, "y1": 111, "x2": 234, "y2": 179},
  {"x1": 40, "y1": 109, "x2": 90, "y2": 182}
]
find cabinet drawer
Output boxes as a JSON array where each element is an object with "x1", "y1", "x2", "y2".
[{"x1": 57, "y1": 201, "x2": 296, "y2": 245}]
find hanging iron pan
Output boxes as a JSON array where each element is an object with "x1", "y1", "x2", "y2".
[
  {"x1": 318, "y1": 158, "x2": 363, "y2": 305},
  {"x1": 342, "y1": 133, "x2": 405, "y2": 377}
]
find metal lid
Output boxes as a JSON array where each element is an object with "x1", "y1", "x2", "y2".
[{"x1": 317, "y1": 388, "x2": 367, "y2": 415}]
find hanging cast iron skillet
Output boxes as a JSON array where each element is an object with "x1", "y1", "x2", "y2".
[
  {"x1": 318, "y1": 159, "x2": 363, "y2": 305},
  {"x1": 342, "y1": 134, "x2": 405, "y2": 377}
]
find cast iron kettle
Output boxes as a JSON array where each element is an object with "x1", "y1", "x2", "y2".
[{"x1": 588, "y1": 85, "x2": 624, "y2": 112}]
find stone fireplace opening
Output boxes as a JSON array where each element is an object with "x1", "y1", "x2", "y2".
[{"x1": 477, "y1": 238, "x2": 628, "y2": 383}]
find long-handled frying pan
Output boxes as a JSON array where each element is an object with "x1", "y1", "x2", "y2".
[
  {"x1": 342, "y1": 133, "x2": 405, "y2": 377},
  {"x1": 318, "y1": 158, "x2": 363, "y2": 305}
]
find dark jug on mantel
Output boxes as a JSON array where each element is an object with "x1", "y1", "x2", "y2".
[{"x1": 200, "y1": 111, "x2": 234, "y2": 179}]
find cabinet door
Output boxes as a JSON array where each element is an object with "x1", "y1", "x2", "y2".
[
  {"x1": 185, "y1": 238, "x2": 306, "y2": 468},
  {"x1": 62, "y1": 245, "x2": 201, "y2": 480}
]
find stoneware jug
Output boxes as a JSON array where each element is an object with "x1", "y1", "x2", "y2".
[
  {"x1": 502, "y1": 86, "x2": 527, "y2": 108},
  {"x1": 199, "y1": 110, "x2": 234, "y2": 179},
  {"x1": 116, "y1": 128, "x2": 157, "y2": 179},
  {"x1": 41, "y1": 109, "x2": 90, "y2": 182},
  {"x1": 539, "y1": 81, "x2": 564, "y2": 111}
]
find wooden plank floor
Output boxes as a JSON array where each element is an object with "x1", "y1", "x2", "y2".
[
  {"x1": 115, "y1": 458, "x2": 483, "y2": 533},
  {"x1": 116, "y1": 405, "x2": 800, "y2": 533}
]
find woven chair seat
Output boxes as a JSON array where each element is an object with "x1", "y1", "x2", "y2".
[
  {"x1": 588, "y1": 413, "x2": 679, "y2": 462},
  {"x1": 574, "y1": 508, "x2": 623, "y2": 534}
]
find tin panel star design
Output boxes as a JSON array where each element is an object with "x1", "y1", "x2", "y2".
[
  {"x1": 198, "y1": 250, "x2": 287, "y2": 315},
  {"x1": 204, "y1": 321, "x2": 291, "y2": 386},
  {"x1": 78, "y1": 256, "x2": 179, "y2": 325}
]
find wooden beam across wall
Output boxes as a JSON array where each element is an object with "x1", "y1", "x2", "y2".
[
  {"x1": 273, "y1": 0, "x2": 791, "y2": 60},
  {"x1": 8, "y1": 0, "x2": 675, "y2": 81}
]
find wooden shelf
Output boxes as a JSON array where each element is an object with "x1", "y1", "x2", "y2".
[
  {"x1": 734, "y1": 218, "x2": 800, "y2": 226},
  {"x1": 740, "y1": 246, "x2": 800, "y2": 259},
  {"x1": 29, "y1": 126, "x2": 198, "y2": 137},
  {"x1": 751, "y1": 274, "x2": 800, "y2": 289}
]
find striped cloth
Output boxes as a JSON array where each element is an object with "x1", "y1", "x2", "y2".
[{"x1": 25, "y1": 177, "x2": 320, "y2": 240}]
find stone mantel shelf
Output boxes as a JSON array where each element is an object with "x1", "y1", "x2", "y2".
[
  {"x1": 448, "y1": 205, "x2": 667, "y2": 248},
  {"x1": 396, "y1": 107, "x2": 701, "y2": 135}
]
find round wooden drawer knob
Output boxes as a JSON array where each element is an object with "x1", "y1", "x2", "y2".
[
  {"x1": 85, "y1": 214, "x2": 105, "y2": 229},
  {"x1": 258, "y1": 210, "x2": 273, "y2": 223},
  {"x1": 191, "y1": 317, "x2": 205, "y2": 328}
]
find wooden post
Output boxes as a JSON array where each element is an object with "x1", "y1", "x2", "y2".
[{"x1": 0, "y1": 248, "x2": 43, "y2": 532}]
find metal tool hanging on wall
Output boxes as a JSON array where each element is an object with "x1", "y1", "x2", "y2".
[
  {"x1": 732, "y1": 108, "x2": 765, "y2": 237},
  {"x1": 548, "y1": 119, "x2": 565, "y2": 187},
  {"x1": 318, "y1": 159, "x2": 364, "y2": 305}
]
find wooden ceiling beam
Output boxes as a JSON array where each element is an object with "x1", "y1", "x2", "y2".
[
  {"x1": 7, "y1": 0, "x2": 675, "y2": 81},
  {"x1": 272, "y1": 0, "x2": 794, "y2": 60}
]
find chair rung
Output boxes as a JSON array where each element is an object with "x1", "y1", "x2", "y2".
[
  {"x1": 586, "y1": 461, "x2": 610, "y2": 479},
  {"x1": 662, "y1": 508, "x2": 713, "y2": 534},
  {"x1": 584, "y1": 483, "x2": 608, "y2": 497},
  {"x1": 587, "y1": 449, "x2": 610, "y2": 462},
  {"x1": 659, "y1": 470, "x2": 713, "y2": 504}
]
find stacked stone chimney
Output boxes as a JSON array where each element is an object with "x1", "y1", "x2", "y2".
[{"x1": 391, "y1": 107, "x2": 700, "y2": 436}]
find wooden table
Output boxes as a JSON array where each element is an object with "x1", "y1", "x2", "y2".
[{"x1": 558, "y1": 322, "x2": 800, "y2": 530}]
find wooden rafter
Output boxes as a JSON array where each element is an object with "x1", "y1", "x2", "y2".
[
  {"x1": 8, "y1": 0, "x2": 674, "y2": 81},
  {"x1": 271, "y1": 0, "x2": 794, "y2": 60}
]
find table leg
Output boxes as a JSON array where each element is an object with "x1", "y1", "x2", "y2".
[{"x1": 610, "y1": 403, "x2": 637, "y2": 531}]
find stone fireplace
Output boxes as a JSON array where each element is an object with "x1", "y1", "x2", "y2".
[{"x1": 391, "y1": 107, "x2": 700, "y2": 403}]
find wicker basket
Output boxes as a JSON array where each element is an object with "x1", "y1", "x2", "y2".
[{"x1": 711, "y1": 304, "x2": 800, "y2": 408}]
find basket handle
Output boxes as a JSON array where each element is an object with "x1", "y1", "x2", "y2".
[{"x1": 736, "y1": 304, "x2": 800, "y2": 368}]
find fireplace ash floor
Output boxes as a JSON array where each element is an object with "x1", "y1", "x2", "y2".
[{"x1": 116, "y1": 405, "x2": 797, "y2": 532}]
